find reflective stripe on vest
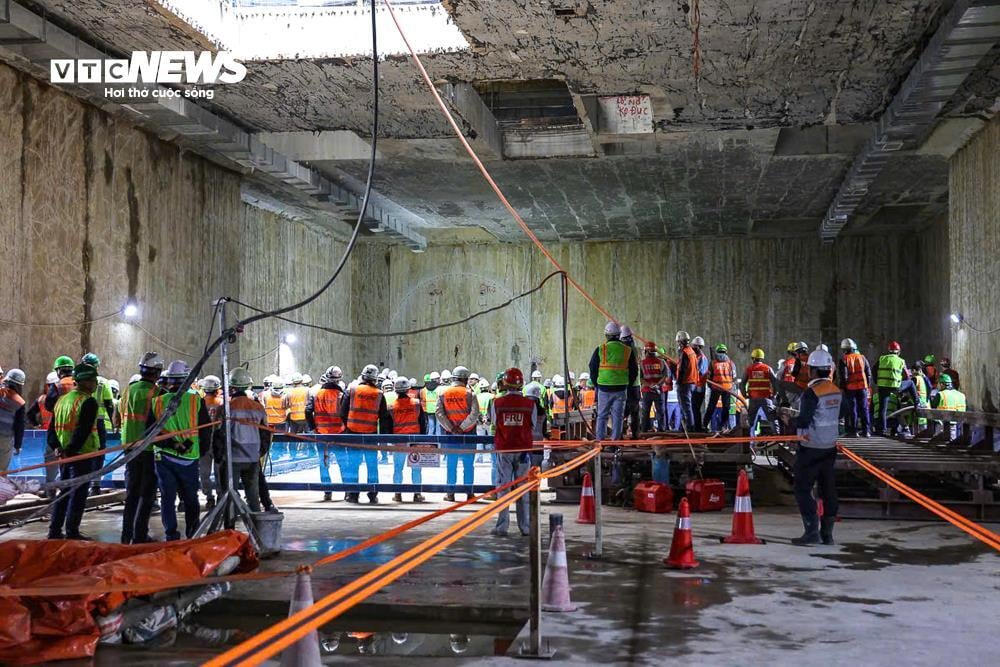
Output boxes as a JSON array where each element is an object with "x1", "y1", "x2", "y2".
[
  {"x1": 709, "y1": 359, "x2": 735, "y2": 390},
  {"x1": 551, "y1": 390, "x2": 573, "y2": 414},
  {"x1": 346, "y1": 384, "x2": 381, "y2": 433},
  {"x1": 120, "y1": 381, "x2": 158, "y2": 445},
  {"x1": 420, "y1": 386, "x2": 439, "y2": 413},
  {"x1": 476, "y1": 391, "x2": 492, "y2": 415},
  {"x1": 53, "y1": 389, "x2": 100, "y2": 454},
  {"x1": 745, "y1": 362, "x2": 774, "y2": 399},
  {"x1": 877, "y1": 354, "x2": 905, "y2": 389},
  {"x1": 288, "y1": 387, "x2": 309, "y2": 421},
  {"x1": 581, "y1": 389, "x2": 596, "y2": 409},
  {"x1": 265, "y1": 393, "x2": 287, "y2": 425},
  {"x1": 392, "y1": 396, "x2": 421, "y2": 434},
  {"x1": 37, "y1": 395, "x2": 53, "y2": 430},
  {"x1": 640, "y1": 357, "x2": 666, "y2": 389},
  {"x1": 843, "y1": 352, "x2": 868, "y2": 391},
  {"x1": 598, "y1": 341, "x2": 631, "y2": 386},
  {"x1": 937, "y1": 389, "x2": 966, "y2": 412},
  {"x1": 797, "y1": 379, "x2": 842, "y2": 448},
  {"x1": 441, "y1": 385, "x2": 473, "y2": 431},
  {"x1": 153, "y1": 391, "x2": 201, "y2": 459},
  {"x1": 314, "y1": 387, "x2": 344, "y2": 434}
]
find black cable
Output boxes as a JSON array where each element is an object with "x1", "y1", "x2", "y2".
[
  {"x1": 0, "y1": 5, "x2": 382, "y2": 534},
  {"x1": 229, "y1": 271, "x2": 564, "y2": 338}
]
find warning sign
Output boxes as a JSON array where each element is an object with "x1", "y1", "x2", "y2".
[{"x1": 407, "y1": 446, "x2": 441, "y2": 468}]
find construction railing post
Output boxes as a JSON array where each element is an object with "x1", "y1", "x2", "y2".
[
  {"x1": 560, "y1": 272, "x2": 570, "y2": 438},
  {"x1": 528, "y1": 479, "x2": 542, "y2": 655},
  {"x1": 592, "y1": 448, "x2": 603, "y2": 558}
]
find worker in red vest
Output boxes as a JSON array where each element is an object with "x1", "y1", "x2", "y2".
[
  {"x1": 743, "y1": 348, "x2": 780, "y2": 435},
  {"x1": 436, "y1": 366, "x2": 480, "y2": 502},
  {"x1": 339, "y1": 364, "x2": 391, "y2": 504},
  {"x1": 490, "y1": 368, "x2": 537, "y2": 537},
  {"x1": 391, "y1": 377, "x2": 426, "y2": 504},
  {"x1": 702, "y1": 344, "x2": 738, "y2": 432},
  {"x1": 307, "y1": 365, "x2": 346, "y2": 501},
  {"x1": 26, "y1": 372, "x2": 57, "y2": 431},
  {"x1": 639, "y1": 341, "x2": 668, "y2": 432},
  {"x1": 838, "y1": 338, "x2": 872, "y2": 437}
]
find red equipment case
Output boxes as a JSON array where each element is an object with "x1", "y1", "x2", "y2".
[
  {"x1": 685, "y1": 479, "x2": 726, "y2": 512},
  {"x1": 633, "y1": 481, "x2": 674, "y2": 513}
]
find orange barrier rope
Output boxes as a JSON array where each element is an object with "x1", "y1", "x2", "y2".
[
  {"x1": 839, "y1": 444, "x2": 1000, "y2": 552},
  {"x1": 541, "y1": 446, "x2": 601, "y2": 479},
  {"x1": 555, "y1": 435, "x2": 803, "y2": 447},
  {"x1": 204, "y1": 479, "x2": 540, "y2": 666},
  {"x1": 1, "y1": 421, "x2": 223, "y2": 476}
]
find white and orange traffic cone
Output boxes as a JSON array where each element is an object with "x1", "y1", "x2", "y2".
[
  {"x1": 542, "y1": 525, "x2": 576, "y2": 612},
  {"x1": 722, "y1": 469, "x2": 764, "y2": 544},
  {"x1": 576, "y1": 472, "x2": 595, "y2": 524},
  {"x1": 664, "y1": 498, "x2": 700, "y2": 569},
  {"x1": 280, "y1": 566, "x2": 322, "y2": 667}
]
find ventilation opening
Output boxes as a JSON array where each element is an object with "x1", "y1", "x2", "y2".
[{"x1": 475, "y1": 80, "x2": 583, "y2": 131}]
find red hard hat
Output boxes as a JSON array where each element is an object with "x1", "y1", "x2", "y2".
[
  {"x1": 503, "y1": 367, "x2": 524, "y2": 389},
  {"x1": 888, "y1": 340, "x2": 901, "y2": 352},
  {"x1": 644, "y1": 340, "x2": 657, "y2": 352}
]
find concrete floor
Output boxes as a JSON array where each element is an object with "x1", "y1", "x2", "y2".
[{"x1": 6, "y1": 491, "x2": 1000, "y2": 666}]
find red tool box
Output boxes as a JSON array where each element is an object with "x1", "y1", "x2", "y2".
[
  {"x1": 633, "y1": 481, "x2": 674, "y2": 513},
  {"x1": 684, "y1": 479, "x2": 726, "y2": 512}
]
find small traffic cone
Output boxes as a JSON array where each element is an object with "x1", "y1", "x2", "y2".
[
  {"x1": 541, "y1": 525, "x2": 576, "y2": 612},
  {"x1": 576, "y1": 472, "x2": 595, "y2": 524},
  {"x1": 280, "y1": 566, "x2": 322, "y2": 667},
  {"x1": 722, "y1": 469, "x2": 764, "y2": 544},
  {"x1": 664, "y1": 498, "x2": 700, "y2": 569}
]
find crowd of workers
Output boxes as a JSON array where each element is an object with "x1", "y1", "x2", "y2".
[{"x1": 0, "y1": 325, "x2": 968, "y2": 544}]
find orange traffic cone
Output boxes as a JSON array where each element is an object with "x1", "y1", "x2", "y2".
[
  {"x1": 576, "y1": 472, "x2": 595, "y2": 524},
  {"x1": 542, "y1": 525, "x2": 577, "y2": 612},
  {"x1": 664, "y1": 498, "x2": 700, "y2": 569},
  {"x1": 280, "y1": 566, "x2": 322, "y2": 667},
  {"x1": 722, "y1": 469, "x2": 764, "y2": 544}
]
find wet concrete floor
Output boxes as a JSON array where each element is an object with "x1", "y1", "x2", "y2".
[{"x1": 6, "y1": 490, "x2": 999, "y2": 665}]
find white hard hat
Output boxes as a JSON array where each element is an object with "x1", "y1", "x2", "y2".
[
  {"x1": 163, "y1": 360, "x2": 190, "y2": 379},
  {"x1": 361, "y1": 364, "x2": 380, "y2": 383},
  {"x1": 841, "y1": 338, "x2": 857, "y2": 350},
  {"x1": 138, "y1": 351, "x2": 164, "y2": 370},
  {"x1": 109, "y1": 379, "x2": 120, "y2": 392},
  {"x1": 675, "y1": 331, "x2": 690, "y2": 343},
  {"x1": 409, "y1": 377, "x2": 416, "y2": 385},
  {"x1": 388, "y1": 370, "x2": 398, "y2": 380},
  {"x1": 382, "y1": 379, "x2": 394, "y2": 390},
  {"x1": 129, "y1": 373, "x2": 142, "y2": 384},
  {"x1": 291, "y1": 372, "x2": 303, "y2": 385},
  {"x1": 553, "y1": 374, "x2": 565, "y2": 387},
  {"x1": 580, "y1": 372, "x2": 590, "y2": 380},
  {"x1": 429, "y1": 371, "x2": 441, "y2": 381},
  {"x1": 46, "y1": 371, "x2": 59, "y2": 385},
  {"x1": 452, "y1": 366, "x2": 470, "y2": 381},
  {"x1": 378, "y1": 368, "x2": 390, "y2": 380},
  {"x1": 604, "y1": 321, "x2": 621, "y2": 336},
  {"x1": 531, "y1": 370, "x2": 542, "y2": 380},
  {"x1": 469, "y1": 372, "x2": 480, "y2": 383},
  {"x1": 3, "y1": 368, "x2": 25, "y2": 386},
  {"x1": 525, "y1": 384, "x2": 542, "y2": 398},
  {"x1": 692, "y1": 336, "x2": 705, "y2": 347},
  {"x1": 808, "y1": 349, "x2": 834, "y2": 368},
  {"x1": 544, "y1": 379, "x2": 553, "y2": 388},
  {"x1": 441, "y1": 369, "x2": 453, "y2": 381},
  {"x1": 815, "y1": 344, "x2": 829, "y2": 353},
  {"x1": 478, "y1": 378, "x2": 490, "y2": 390},
  {"x1": 394, "y1": 377, "x2": 411, "y2": 392},
  {"x1": 569, "y1": 371, "x2": 576, "y2": 380},
  {"x1": 201, "y1": 375, "x2": 222, "y2": 392},
  {"x1": 302, "y1": 374, "x2": 312, "y2": 384},
  {"x1": 619, "y1": 325, "x2": 633, "y2": 339}
]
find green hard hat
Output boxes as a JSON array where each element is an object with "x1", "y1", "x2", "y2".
[
  {"x1": 715, "y1": 343, "x2": 728, "y2": 353},
  {"x1": 923, "y1": 354, "x2": 936, "y2": 364},
  {"x1": 423, "y1": 373, "x2": 431, "y2": 382},
  {"x1": 73, "y1": 363, "x2": 98, "y2": 381},
  {"x1": 53, "y1": 355, "x2": 74, "y2": 370},
  {"x1": 938, "y1": 373, "x2": 953, "y2": 387},
  {"x1": 81, "y1": 352, "x2": 101, "y2": 368}
]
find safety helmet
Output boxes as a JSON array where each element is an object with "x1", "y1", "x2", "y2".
[
  {"x1": 524, "y1": 383, "x2": 541, "y2": 398},
  {"x1": 807, "y1": 349, "x2": 834, "y2": 369},
  {"x1": 478, "y1": 378, "x2": 490, "y2": 390},
  {"x1": 604, "y1": 321, "x2": 621, "y2": 337},
  {"x1": 543, "y1": 379, "x2": 553, "y2": 388},
  {"x1": 378, "y1": 368, "x2": 390, "y2": 381},
  {"x1": 53, "y1": 355, "x2": 74, "y2": 370},
  {"x1": 580, "y1": 372, "x2": 590, "y2": 381},
  {"x1": 938, "y1": 373, "x2": 953, "y2": 388},
  {"x1": 109, "y1": 379, "x2": 120, "y2": 393},
  {"x1": 644, "y1": 340, "x2": 657, "y2": 353},
  {"x1": 423, "y1": 373, "x2": 431, "y2": 382},
  {"x1": 569, "y1": 371, "x2": 576, "y2": 381},
  {"x1": 46, "y1": 371, "x2": 59, "y2": 385},
  {"x1": 553, "y1": 374, "x2": 565, "y2": 388},
  {"x1": 888, "y1": 341, "x2": 901, "y2": 352},
  {"x1": 163, "y1": 360, "x2": 190, "y2": 379},
  {"x1": 201, "y1": 375, "x2": 222, "y2": 392},
  {"x1": 452, "y1": 366, "x2": 470, "y2": 381},
  {"x1": 815, "y1": 344, "x2": 829, "y2": 352},
  {"x1": 786, "y1": 342, "x2": 797, "y2": 354},
  {"x1": 469, "y1": 373, "x2": 480, "y2": 384},
  {"x1": 3, "y1": 368, "x2": 25, "y2": 386},
  {"x1": 327, "y1": 366, "x2": 343, "y2": 381},
  {"x1": 81, "y1": 352, "x2": 101, "y2": 368},
  {"x1": 750, "y1": 348, "x2": 765, "y2": 360},
  {"x1": 841, "y1": 338, "x2": 857, "y2": 351},
  {"x1": 388, "y1": 370, "x2": 398, "y2": 381},
  {"x1": 795, "y1": 342, "x2": 809, "y2": 353},
  {"x1": 361, "y1": 364, "x2": 380, "y2": 383},
  {"x1": 715, "y1": 343, "x2": 728, "y2": 353},
  {"x1": 230, "y1": 367, "x2": 253, "y2": 388},
  {"x1": 692, "y1": 336, "x2": 705, "y2": 347},
  {"x1": 381, "y1": 379, "x2": 394, "y2": 391},
  {"x1": 290, "y1": 372, "x2": 303, "y2": 385},
  {"x1": 504, "y1": 368, "x2": 524, "y2": 390},
  {"x1": 619, "y1": 325, "x2": 633, "y2": 340},
  {"x1": 675, "y1": 331, "x2": 690, "y2": 344},
  {"x1": 409, "y1": 378, "x2": 416, "y2": 386},
  {"x1": 429, "y1": 371, "x2": 441, "y2": 381},
  {"x1": 923, "y1": 354, "x2": 936, "y2": 364},
  {"x1": 531, "y1": 370, "x2": 542, "y2": 380},
  {"x1": 302, "y1": 374, "x2": 312, "y2": 385},
  {"x1": 440, "y1": 369, "x2": 452, "y2": 382},
  {"x1": 139, "y1": 351, "x2": 164, "y2": 370},
  {"x1": 129, "y1": 373, "x2": 141, "y2": 384},
  {"x1": 394, "y1": 377, "x2": 411, "y2": 393},
  {"x1": 272, "y1": 379, "x2": 286, "y2": 390},
  {"x1": 73, "y1": 363, "x2": 98, "y2": 382}
]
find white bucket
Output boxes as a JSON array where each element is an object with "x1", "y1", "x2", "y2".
[{"x1": 251, "y1": 511, "x2": 284, "y2": 556}]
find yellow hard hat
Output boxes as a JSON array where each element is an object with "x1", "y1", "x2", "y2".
[
  {"x1": 751, "y1": 348, "x2": 765, "y2": 360},
  {"x1": 786, "y1": 341, "x2": 797, "y2": 353}
]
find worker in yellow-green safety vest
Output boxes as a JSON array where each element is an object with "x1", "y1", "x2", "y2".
[
  {"x1": 118, "y1": 352, "x2": 164, "y2": 545},
  {"x1": 875, "y1": 341, "x2": 919, "y2": 437},
  {"x1": 147, "y1": 360, "x2": 211, "y2": 541},
  {"x1": 420, "y1": 372, "x2": 441, "y2": 436},
  {"x1": 588, "y1": 321, "x2": 639, "y2": 441},
  {"x1": 80, "y1": 352, "x2": 114, "y2": 495},
  {"x1": 47, "y1": 362, "x2": 102, "y2": 540},
  {"x1": 931, "y1": 374, "x2": 966, "y2": 441}
]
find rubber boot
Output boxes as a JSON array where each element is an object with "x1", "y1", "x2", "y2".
[
  {"x1": 322, "y1": 492, "x2": 332, "y2": 502},
  {"x1": 392, "y1": 493, "x2": 403, "y2": 503},
  {"x1": 820, "y1": 517, "x2": 836, "y2": 545},
  {"x1": 444, "y1": 493, "x2": 456, "y2": 502},
  {"x1": 367, "y1": 492, "x2": 379, "y2": 504},
  {"x1": 791, "y1": 515, "x2": 820, "y2": 546},
  {"x1": 413, "y1": 493, "x2": 426, "y2": 503}
]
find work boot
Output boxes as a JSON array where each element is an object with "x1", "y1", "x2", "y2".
[
  {"x1": 393, "y1": 493, "x2": 403, "y2": 503},
  {"x1": 368, "y1": 492, "x2": 379, "y2": 504},
  {"x1": 345, "y1": 493, "x2": 360, "y2": 504},
  {"x1": 791, "y1": 515, "x2": 821, "y2": 546},
  {"x1": 444, "y1": 493, "x2": 456, "y2": 502},
  {"x1": 323, "y1": 492, "x2": 332, "y2": 502},
  {"x1": 413, "y1": 493, "x2": 426, "y2": 503},
  {"x1": 66, "y1": 532, "x2": 93, "y2": 541},
  {"x1": 820, "y1": 517, "x2": 836, "y2": 545},
  {"x1": 205, "y1": 496, "x2": 216, "y2": 510},
  {"x1": 465, "y1": 493, "x2": 475, "y2": 502}
]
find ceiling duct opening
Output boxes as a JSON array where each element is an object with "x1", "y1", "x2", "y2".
[{"x1": 476, "y1": 79, "x2": 583, "y2": 131}]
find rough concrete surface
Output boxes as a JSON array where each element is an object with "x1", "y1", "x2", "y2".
[{"x1": 5, "y1": 495, "x2": 998, "y2": 665}]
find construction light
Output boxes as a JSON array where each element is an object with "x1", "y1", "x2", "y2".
[
  {"x1": 950, "y1": 313, "x2": 963, "y2": 325},
  {"x1": 122, "y1": 301, "x2": 139, "y2": 318},
  {"x1": 284, "y1": 333, "x2": 297, "y2": 345}
]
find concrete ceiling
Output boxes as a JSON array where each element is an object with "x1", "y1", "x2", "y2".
[{"x1": 18, "y1": 0, "x2": 998, "y2": 242}]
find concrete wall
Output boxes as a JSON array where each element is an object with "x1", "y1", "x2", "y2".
[
  {"x1": 949, "y1": 117, "x2": 1000, "y2": 411},
  {"x1": 361, "y1": 236, "x2": 938, "y2": 382},
  {"x1": 0, "y1": 62, "x2": 347, "y2": 395}
]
